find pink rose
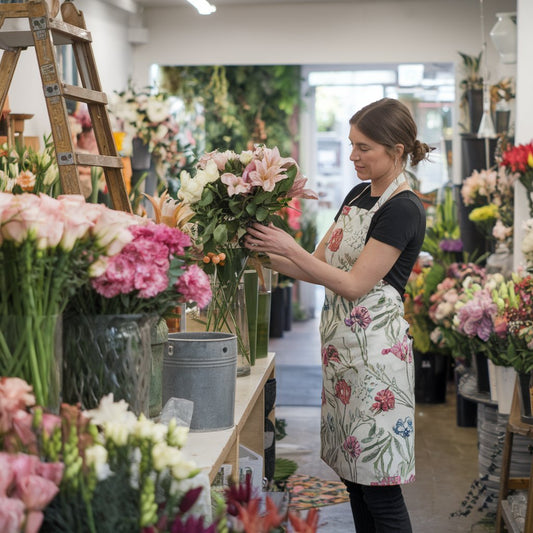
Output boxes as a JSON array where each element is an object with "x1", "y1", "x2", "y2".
[
  {"x1": 17, "y1": 474, "x2": 59, "y2": 510},
  {"x1": 175, "y1": 264, "x2": 212, "y2": 309},
  {"x1": 40, "y1": 413, "x2": 62, "y2": 438},
  {"x1": 0, "y1": 497, "x2": 25, "y2": 533},
  {"x1": 0, "y1": 454, "x2": 15, "y2": 496},
  {"x1": 36, "y1": 462, "x2": 64, "y2": 486},
  {"x1": 0, "y1": 378, "x2": 35, "y2": 432},
  {"x1": 11, "y1": 411, "x2": 36, "y2": 448},
  {"x1": 9, "y1": 454, "x2": 39, "y2": 482}
]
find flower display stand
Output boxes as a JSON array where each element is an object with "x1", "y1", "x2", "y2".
[
  {"x1": 496, "y1": 383, "x2": 533, "y2": 533},
  {"x1": 181, "y1": 353, "x2": 275, "y2": 483}
]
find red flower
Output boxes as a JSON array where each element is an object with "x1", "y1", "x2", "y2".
[
  {"x1": 335, "y1": 379, "x2": 351, "y2": 405},
  {"x1": 501, "y1": 142, "x2": 533, "y2": 173},
  {"x1": 341, "y1": 206, "x2": 352, "y2": 216},
  {"x1": 372, "y1": 389, "x2": 396, "y2": 412},
  {"x1": 321, "y1": 344, "x2": 341, "y2": 366},
  {"x1": 343, "y1": 435, "x2": 361, "y2": 458},
  {"x1": 327, "y1": 228, "x2": 343, "y2": 251}
]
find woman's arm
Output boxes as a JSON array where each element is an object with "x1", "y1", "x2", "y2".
[{"x1": 245, "y1": 223, "x2": 401, "y2": 301}]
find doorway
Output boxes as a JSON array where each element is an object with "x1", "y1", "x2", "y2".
[{"x1": 299, "y1": 63, "x2": 456, "y2": 239}]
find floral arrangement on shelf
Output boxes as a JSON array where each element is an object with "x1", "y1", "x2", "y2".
[
  {"x1": 427, "y1": 262, "x2": 487, "y2": 361},
  {"x1": 490, "y1": 77, "x2": 515, "y2": 106},
  {"x1": 108, "y1": 84, "x2": 196, "y2": 182},
  {"x1": 500, "y1": 140, "x2": 533, "y2": 217},
  {"x1": 0, "y1": 377, "x2": 320, "y2": 533},
  {"x1": 0, "y1": 193, "x2": 119, "y2": 407},
  {"x1": 461, "y1": 165, "x2": 515, "y2": 246},
  {"x1": 0, "y1": 136, "x2": 59, "y2": 197},
  {"x1": 67, "y1": 207, "x2": 211, "y2": 317}
]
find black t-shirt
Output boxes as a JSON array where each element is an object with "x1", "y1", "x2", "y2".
[{"x1": 334, "y1": 182, "x2": 426, "y2": 297}]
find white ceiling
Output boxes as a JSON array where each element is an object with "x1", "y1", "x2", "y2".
[{"x1": 136, "y1": 0, "x2": 381, "y2": 7}]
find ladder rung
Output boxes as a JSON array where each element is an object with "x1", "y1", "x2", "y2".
[
  {"x1": 49, "y1": 18, "x2": 91, "y2": 44},
  {"x1": 63, "y1": 84, "x2": 107, "y2": 105},
  {"x1": 76, "y1": 153, "x2": 123, "y2": 169}
]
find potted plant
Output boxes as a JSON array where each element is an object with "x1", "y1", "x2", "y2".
[{"x1": 458, "y1": 51, "x2": 484, "y2": 133}]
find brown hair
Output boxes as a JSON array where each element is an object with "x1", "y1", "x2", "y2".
[{"x1": 349, "y1": 98, "x2": 433, "y2": 167}]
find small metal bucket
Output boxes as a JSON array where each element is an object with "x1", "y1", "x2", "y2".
[{"x1": 163, "y1": 331, "x2": 237, "y2": 431}]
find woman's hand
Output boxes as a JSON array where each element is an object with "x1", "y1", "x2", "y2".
[{"x1": 244, "y1": 223, "x2": 297, "y2": 257}]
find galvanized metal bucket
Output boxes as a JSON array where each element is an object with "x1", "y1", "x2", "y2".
[{"x1": 163, "y1": 331, "x2": 237, "y2": 431}]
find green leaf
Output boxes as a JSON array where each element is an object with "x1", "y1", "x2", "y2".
[
  {"x1": 256, "y1": 206, "x2": 269, "y2": 222},
  {"x1": 213, "y1": 224, "x2": 228, "y2": 244}
]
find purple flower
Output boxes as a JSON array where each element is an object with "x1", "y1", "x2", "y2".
[
  {"x1": 456, "y1": 289, "x2": 497, "y2": 341},
  {"x1": 439, "y1": 238, "x2": 463, "y2": 252},
  {"x1": 344, "y1": 306, "x2": 372, "y2": 330},
  {"x1": 343, "y1": 436, "x2": 361, "y2": 458}
]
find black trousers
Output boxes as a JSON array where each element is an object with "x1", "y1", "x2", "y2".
[{"x1": 342, "y1": 479, "x2": 413, "y2": 533}]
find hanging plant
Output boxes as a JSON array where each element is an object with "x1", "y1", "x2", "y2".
[{"x1": 159, "y1": 65, "x2": 302, "y2": 156}]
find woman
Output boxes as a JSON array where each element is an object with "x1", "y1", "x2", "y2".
[{"x1": 245, "y1": 98, "x2": 431, "y2": 532}]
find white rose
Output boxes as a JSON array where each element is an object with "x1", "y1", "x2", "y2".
[
  {"x1": 203, "y1": 159, "x2": 220, "y2": 183},
  {"x1": 178, "y1": 171, "x2": 204, "y2": 204},
  {"x1": 239, "y1": 150, "x2": 254, "y2": 165},
  {"x1": 146, "y1": 99, "x2": 170, "y2": 124}
]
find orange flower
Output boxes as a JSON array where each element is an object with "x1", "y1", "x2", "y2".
[{"x1": 16, "y1": 170, "x2": 36, "y2": 192}]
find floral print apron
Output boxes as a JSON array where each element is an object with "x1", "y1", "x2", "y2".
[{"x1": 320, "y1": 174, "x2": 415, "y2": 486}]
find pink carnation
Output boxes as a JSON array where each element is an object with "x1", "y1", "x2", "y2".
[
  {"x1": 456, "y1": 289, "x2": 497, "y2": 341},
  {"x1": 175, "y1": 264, "x2": 212, "y2": 308}
]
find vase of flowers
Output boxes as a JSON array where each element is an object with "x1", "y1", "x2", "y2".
[
  {"x1": 0, "y1": 193, "x2": 116, "y2": 410},
  {"x1": 62, "y1": 208, "x2": 212, "y2": 415},
  {"x1": 178, "y1": 145, "x2": 317, "y2": 371}
]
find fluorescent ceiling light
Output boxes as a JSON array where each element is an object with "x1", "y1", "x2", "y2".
[{"x1": 186, "y1": 0, "x2": 216, "y2": 15}]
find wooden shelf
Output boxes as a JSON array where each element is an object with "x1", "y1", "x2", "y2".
[
  {"x1": 496, "y1": 382, "x2": 533, "y2": 533},
  {"x1": 500, "y1": 500, "x2": 525, "y2": 533},
  {"x1": 182, "y1": 353, "x2": 275, "y2": 483}
]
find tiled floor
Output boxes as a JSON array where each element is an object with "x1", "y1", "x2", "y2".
[{"x1": 270, "y1": 301, "x2": 497, "y2": 532}]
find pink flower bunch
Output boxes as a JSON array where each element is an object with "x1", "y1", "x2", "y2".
[
  {"x1": 0, "y1": 378, "x2": 64, "y2": 533},
  {"x1": 455, "y1": 289, "x2": 498, "y2": 342},
  {"x1": 0, "y1": 452, "x2": 62, "y2": 533},
  {"x1": 83, "y1": 220, "x2": 211, "y2": 314}
]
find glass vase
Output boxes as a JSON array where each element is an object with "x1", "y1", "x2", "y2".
[
  {"x1": 150, "y1": 317, "x2": 169, "y2": 418},
  {"x1": 244, "y1": 269, "x2": 259, "y2": 366},
  {"x1": 256, "y1": 267, "x2": 272, "y2": 359},
  {"x1": 0, "y1": 314, "x2": 62, "y2": 411},
  {"x1": 189, "y1": 246, "x2": 251, "y2": 376},
  {"x1": 62, "y1": 314, "x2": 155, "y2": 415}
]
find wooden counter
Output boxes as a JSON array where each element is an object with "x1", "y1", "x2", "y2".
[{"x1": 182, "y1": 353, "x2": 275, "y2": 483}]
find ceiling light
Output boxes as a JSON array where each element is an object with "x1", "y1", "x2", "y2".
[{"x1": 186, "y1": 0, "x2": 216, "y2": 15}]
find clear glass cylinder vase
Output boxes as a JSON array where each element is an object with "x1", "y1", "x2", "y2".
[
  {"x1": 0, "y1": 314, "x2": 62, "y2": 412},
  {"x1": 62, "y1": 314, "x2": 155, "y2": 415}
]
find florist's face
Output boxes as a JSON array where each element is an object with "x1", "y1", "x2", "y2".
[{"x1": 348, "y1": 125, "x2": 398, "y2": 183}]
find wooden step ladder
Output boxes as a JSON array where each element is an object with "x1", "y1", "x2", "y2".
[{"x1": 0, "y1": 0, "x2": 131, "y2": 212}]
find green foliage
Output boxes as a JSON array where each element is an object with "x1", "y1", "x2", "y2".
[
  {"x1": 273, "y1": 458, "x2": 298, "y2": 482},
  {"x1": 159, "y1": 65, "x2": 302, "y2": 155}
]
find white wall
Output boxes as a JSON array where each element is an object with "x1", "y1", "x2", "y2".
[
  {"x1": 132, "y1": 0, "x2": 516, "y2": 186},
  {"x1": 4, "y1": 0, "x2": 134, "y2": 139},
  {"x1": 133, "y1": 0, "x2": 513, "y2": 80},
  {"x1": 513, "y1": 0, "x2": 533, "y2": 269}
]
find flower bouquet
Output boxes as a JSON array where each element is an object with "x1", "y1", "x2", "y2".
[
  {"x1": 177, "y1": 145, "x2": 317, "y2": 368},
  {"x1": 500, "y1": 140, "x2": 533, "y2": 217},
  {"x1": 0, "y1": 376, "x2": 320, "y2": 533},
  {"x1": 461, "y1": 166, "x2": 515, "y2": 246},
  {"x1": 62, "y1": 202, "x2": 212, "y2": 413},
  {"x1": 0, "y1": 136, "x2": 59, "y2": 197},
  {"x1": 0, "y1": 193, "x2": 127, "y2": 409},
  {"x1": 427, "y1": 262, "x2": 487, "y2": 361}
]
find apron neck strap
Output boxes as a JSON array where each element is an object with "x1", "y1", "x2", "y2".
[{"x1": 373, "y1": 173, "x2": 407, "y2": 211}]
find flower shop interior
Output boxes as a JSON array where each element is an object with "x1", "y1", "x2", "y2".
[{"x1": 2, "y1": 0, "x2": 533, "y2": 532}]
